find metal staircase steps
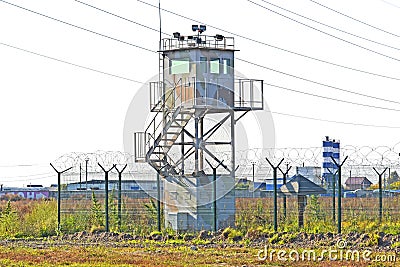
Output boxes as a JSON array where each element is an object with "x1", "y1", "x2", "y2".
[{"x1": 146, "y1": 106, "x2": 194, "y2": 176}]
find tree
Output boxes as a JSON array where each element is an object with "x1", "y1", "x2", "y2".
[
  {"x1": 390, "y1": 181, "x2": 400, "y2": 190},
  {"x1": 369, "y1": 184, "x2": 379, "y2": 190},
  {"x1": 388, "y1": 171, "x2": 400, "y2": 185}
]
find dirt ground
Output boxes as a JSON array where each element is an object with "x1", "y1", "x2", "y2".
[{"x1": 0, "y1": 232, "x2": 399, "y2": 266}]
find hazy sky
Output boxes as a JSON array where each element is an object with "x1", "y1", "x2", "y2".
[{"x1": 1, "y1": 0, "x2": 400, "y2": 186}]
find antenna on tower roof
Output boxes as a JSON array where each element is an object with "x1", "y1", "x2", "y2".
[{"x1": 158, "y1": 0, "x2": 161, "y2": 51}]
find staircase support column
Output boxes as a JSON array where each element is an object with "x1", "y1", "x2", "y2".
[
  {"x1": 181, "y1": 119, "x2": 185, "y2": 175},
  {"x1": 194, "y1": 117, "x2": 199, "y2": 174},
  {"x1": 231, "y1": 111, "x2": 235, "y2": 180},
  {"x1": 199, "y1": 117, "x2": 204, "y2": 172}
]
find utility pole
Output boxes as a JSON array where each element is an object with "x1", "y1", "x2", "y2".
[
  {"x1": 114, "y1": 164, "x2": 127, "y2": 231},
  {"x1": 265, "y1": 157, "x2": 284, "y2": 232},
  {"x1": 50, "y1": 163, "x2": 72, "y2": 232},
  {"x1": 327, "y1": 168, "x2": 338, "y2": 223},
  {"x1": 205, "y1": 158, "x2": 224, "y2": 232},
  {"x1": 373, "y1": 167, "x2": 388, "y2": 223},
  {"x1": 85, "y1": 158, "x2": 89, "y2": 191},
  {"x1": 79, "y1": 163, "x2": 82, "y2": 190},
  {"x1": 278, "y1": 162, "x2": 291, "y2": 220},
  {"x1": 98, "y1": 163, "x2": 116, "y2": 232},
  {"x1": 331, "y1": 156, "x2": 348, "y2": 234},
  {"x1": 251, "y1": 161, "x2": 257, "y2": 198}
]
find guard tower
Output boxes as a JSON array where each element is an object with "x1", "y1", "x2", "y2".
[{"x1": 135, "y1": 25, "x2": 264, "y2": 231}]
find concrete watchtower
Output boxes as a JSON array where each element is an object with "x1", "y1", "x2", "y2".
[{"x1": 135, "y1": 25, "x2": 263, "y2": 230}]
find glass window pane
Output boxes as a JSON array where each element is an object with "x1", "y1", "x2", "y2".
[
  {"x1": 170, "y1": 59, "x2": 189, "y2": 74},
  {"x1": 222, "y1": 58, "x2": 231, "y2": 74},
  {"x1": 210, "y1": 58, "x2": 220, "y2": 74}
]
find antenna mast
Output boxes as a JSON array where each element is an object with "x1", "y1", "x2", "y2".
[{"x1": 158, "y1": 0, "x2": 164, "y2": 102}]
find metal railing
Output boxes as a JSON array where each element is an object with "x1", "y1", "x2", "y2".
[
  {"x1": 136, "y1": 77, "x2": 264, "y2": 163},
  {"x1": 234, "y1": 79, "x2": 264, "y2": 110},
  {"x1": 161, "y1": 35, "x2": 235, "y2": 51},
  {"x1": 136, "y1": 79, "x2": 195, "y2": 163},
  {"x1": 150, "y1": 77, "x2": 264, "y2": 110}
]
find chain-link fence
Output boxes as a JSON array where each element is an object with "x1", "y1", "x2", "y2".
[{"x1": 51, "y1": 148, "x2": 400, "y2": 234}]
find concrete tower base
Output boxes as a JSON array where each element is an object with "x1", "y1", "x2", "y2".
[{"x1": 164, "y1": 174, "x2": 235, "y2": 231}]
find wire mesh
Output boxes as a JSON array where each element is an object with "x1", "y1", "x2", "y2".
[{"x1": 51, "y1": 148, "x2": 400, "y2": 233}]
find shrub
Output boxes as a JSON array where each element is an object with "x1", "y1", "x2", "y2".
[
  {"x1": 90, "y1": 192, "x2": 104, "y2": 227},
  {"x1": 222, "y1": 227, "x2": 243, "y2": 241},
  {"x1": 23, "y1": 200, "x2": 57, "y2": 237},
  {"x1": 0, "y1": 201, "x2": 20, "y2": 238}
]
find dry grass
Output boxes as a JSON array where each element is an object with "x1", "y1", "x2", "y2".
[{"x1": 0, "y1": 243, "x2": 396, "y2": 267}]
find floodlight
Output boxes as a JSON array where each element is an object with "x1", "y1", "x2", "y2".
[
  {"x1": 199, "y1": 25, "x2": 206, "y2": 33},
  {"x1": 215, "y1": 34, "x2": 224, "y2": 41},
  {"x1": 173, "y1": 32, "x2": 180, "y2": 38},
  {"x1": 192, "y1": 25, "x2": 199, "y2": 31}
]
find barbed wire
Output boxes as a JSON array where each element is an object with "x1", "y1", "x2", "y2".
[{"x1": 51, "y1": 144, "x2": 400, "y2": 185}]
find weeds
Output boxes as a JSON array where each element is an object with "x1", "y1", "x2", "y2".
[{"x1": 0, "y1": 201, "x2": 19, "y2": 238}]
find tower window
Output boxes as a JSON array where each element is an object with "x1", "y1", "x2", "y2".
[
  {"x1": 210, "y1": 58, "x2": 220, "y2": 74},
  {"x1": 222, "y1": 58, "x2": 231, "y2": 74},
  {"x1": 170, "y1": 58, "x2": 190, "y2": 74}
]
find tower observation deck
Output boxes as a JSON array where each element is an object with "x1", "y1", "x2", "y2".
[{"x1": 134, "y1": 25, "x2": 264, "y2": 230}]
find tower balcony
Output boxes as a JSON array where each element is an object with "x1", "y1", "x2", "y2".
[{"x1": 149, "y1": 77, "x2": 263, "y2": 112}]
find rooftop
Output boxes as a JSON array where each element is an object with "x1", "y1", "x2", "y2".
[{"x1": 345, "y1": 177, "x2": 372, "y2": 185}]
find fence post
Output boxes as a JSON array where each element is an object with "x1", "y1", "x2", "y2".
[
  {"x1": 205, "y1": 159, "x2": 224, "y2": 232},
  {"x1": 265, "y1": 157, "x2": 284, "y2": 232},
  {"x1": 278, "y1": 163, "x2": 291, "y2": 221},
  {"x1": 373, "y1": 167, "x2": 388, "y2": 223},
  {"x1": 98, "y1": 163, "x2": 116, "y2": 232},
  {"x1": 50, "y1": 163, "x2": 72, "y2": 232},
  {"x1": 331, "y1": 156, "x2": 348, "y2": 234},
  {"x1": 115, "y1": 164, "x2": 127, "y2": 231}
]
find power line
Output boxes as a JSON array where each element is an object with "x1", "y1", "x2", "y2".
[
  {"x1": 2, "y1": 2, "x2": 400, "y2": 127},
  {"x1": 2, "y1": 44, "x2": 398, "y2": 129},
  {"x1": 237, "y1": 57, "x2": 400, "y2": 105},
  {"x1": 4, "y1": 40, "x2": 400, "y2": 117},
  {"x1": 269, "y1": 109, "x2": 400, "y2": 129},
  {"x1": 247, "y1": 0, "x2": 400, "y2": 63},
  {"x1": 74, "y1": 0, "x2": 171, "y2": 37},
  {"x1": 0, "y1": 42, "x2": 146, "y2": 84},
  {"x1": 309, "y1": 0, "x2": 400, "y2": 38},
  {"x1": 264, "y1": 82, "x2": 400, "y2": 112},
  {"x1": 1, "y1": 172, "x2": 53, "y2": 179},
  {"x1": 4, "y1": 1, "x2": 400, "y2": 108},
  {"x1": 1, "y1": 174, "x2": 55, "y2": 183},
  {"x1": 69, "y1": 0, "x2": 400, "y2": 106},
  {"x1": 0, "y1": 163, "x2": 46, "y2": 168},
  {"x1": 0, "y1": 0, "x2": 157, "y2": 54},
  {"x1": 380, "y1": 0, "x2": 400, "y2": 9},
  {"x1": 136, "y1": 0, "x2": 400, "y2": 82},
  {"x1": 260, "y1": 0, "x2": 400, "y2": 51}
]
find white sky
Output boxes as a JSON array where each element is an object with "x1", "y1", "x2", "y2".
[{"x1": 1, "y1": 0, "x2": 400, "y2": 186}]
